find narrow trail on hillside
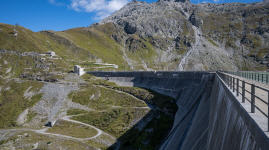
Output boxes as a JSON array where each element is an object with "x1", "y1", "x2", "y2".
[
  {"x1": 95, "y1": 85, "x2": 150, "y2": 105},
  {"x1": 62, "y1": 115, "x2": 116, "y2": 140},
  {"x1": 0, "y1": 114, "x2": 115, "y2": 142},
  {"x1": 96, "y1": 85, "x2": 153, "y2": 109}
]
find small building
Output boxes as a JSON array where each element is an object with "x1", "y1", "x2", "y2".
[
  {"x1": 44, "y1": 120, "x2": 56, "y2": 127},
  {"x1": 74, "y1": 65, "x2": 85, "y2": 76},
  {"x1": 46, "y1": 51, "x2": 56, "y2": 57}
]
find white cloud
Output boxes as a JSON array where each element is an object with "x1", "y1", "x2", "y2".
[
  {"x1": 70, "y1": 0, "x2": 130, "y2": 19},
  {"x1": 48, "y1": 0, "x2": 66, "y2": 6},
  {"x1": 213, "y1": 0, "x2": 220, "y2": 2},
  {"x1": 49, "y1": 0, "x2": 55, "y2": 3}
]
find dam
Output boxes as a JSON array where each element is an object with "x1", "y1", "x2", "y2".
[{"x1": 88, "y1": 71, "x2": 269, "y2": 150}]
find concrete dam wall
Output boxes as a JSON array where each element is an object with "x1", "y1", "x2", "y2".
[{"x1": 88, "y1": 71, "x2": 269, "y2": 150}]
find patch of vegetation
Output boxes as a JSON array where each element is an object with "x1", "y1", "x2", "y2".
[
  {"x1": 0, "y1": 80, "x2": 43, "y2": 128},
  {"x1": 87, "y1": 134, "x2": 115, "y2": 150},
  {"x1": 72, "y1": 108, "x2": 149, "y2": 138},
  {"x1": 0, "y1": 52, "x2": 68, "y2": 80},
  {"x1": 207, "y1": 38, "x2": 218, "y2": 47},
  {"x1": 87, "y1": 140, "x2": 108, "y2": 150},
  {"x1": 47, "y1": 120, "x2": 98, "y2": 138},
  {"x1": 26, "y1": 110, "x2": 37, "y2": 123},
  {"x1": 67, "y1": 109, "x2": 88, "y2": 116},
  {"x1": 225, "y1": 38, "x2": 237, "y2": 49},
  {"x1": 125, "y1": 35, "x2": 157, "y2": 69},
  {"x1": 81, "y1": 74, "x2": 177, "y2": 112},
  {"x1": 95, "y1": 86, "x2": 176, "y2": 112},
  {"x1": 0, "y1": 131, "x2": 94, "y2": 150},
  {"x1": 55, "y1": 25, "x2": 127, "y2": 70},
  {"x1": 69, "y1": 84, "x2": 147, "y2": 110},
  {"x1": 257, "y1": 48, "x2": 269, "y2": 59}
]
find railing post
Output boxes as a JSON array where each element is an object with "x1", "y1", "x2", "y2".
[
  {"x1": 233, "y1": 77, "x2": 235, "y2": 92},
  {"x1": 262, "y1": 73, "x2": 264, "y2": 83},
  {"x1": 266, "y1": 73, "x2": 268, "y2": 84},
  {"x1": 225, "y1": 74, "x2": 228, "y2": 84},
  {"x1": 236, "y1": 78, "x2": 239, "y2": 96},
  {"x1": 230, "y1": 76, "x2": 232, "y2": 89},
  {"x1": 228, "y1": 75, "x2": 231, "y2": 88},
  {"x1": 251, "y1": 84, "x2": 255, "y2": 113},
  {"x1": 267, "y1": 91, "x2": 269, "y2": 131},
  {"x1": 242, "y1": 80, "x2": 245, "y2": 103},
  {"x1": 229, "y1": 76, "x2": 232, "y2": 89},
  {"x1": 228, "y1": 76, "x2": 230, "y2": 88}
]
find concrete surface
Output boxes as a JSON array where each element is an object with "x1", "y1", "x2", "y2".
[{"x1": 88, "y1": 71, "x2": 269, "y2": 150}]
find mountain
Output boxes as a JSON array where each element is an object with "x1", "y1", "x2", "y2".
[
  {"x1": 101, "y1": 0, "x2": 269, "y2": 71},
  {"x1": 0, "y1": 0, "x2": 269, "y2": 71}
]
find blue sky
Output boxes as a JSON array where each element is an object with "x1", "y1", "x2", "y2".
[{"x1": 0, "y1": 0, "x2": 262, "y2": 32}]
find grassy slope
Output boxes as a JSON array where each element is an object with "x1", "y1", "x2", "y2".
[
  {"x1": 47, "y1": 120, "x2": 98, "y2": 138},
  {"x1": 55, "y1": 23, "x2": 128, "y2": 69},
  {"x1": 72, "y1": 108, "x2": 149, "y2": 138},
  {"x1": 0, "y1": 80, "x2": 43, "y2": 128},
  {"x1": 0, "y1": 22, "x2": 163, "y2": 71},
  {"x1": 0, "y1": 131, "x2": 95, "y2": 150},
  {"x1": 70, "y1": 85, "x2": 147, "y2": 110},
  {"x1": 82, "y1": 74, "x2": 177, "y2": 111},
  {"x1": 0, "y1": 23, "x2": 129, "y2": 70}
]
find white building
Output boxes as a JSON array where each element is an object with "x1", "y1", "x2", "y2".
[
  {"x1": 74, "y1": 65, "x2": 85, "y2": 76},
  {"x1": 47, "y1": 51, "x2": 56, "y2": 57}
]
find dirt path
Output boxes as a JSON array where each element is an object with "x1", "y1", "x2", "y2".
[
  {"x1": 111, "y1": 106, "x2": 150, "y2": 109},
  {"x1": 96, "y1": 85, "x2": 149, "y2": 104},
  {"x1": 0, "y1": 114, "x2": 115, "y2": 142},
  {"x1": 62, "y1": 115, "x2": 115, "y2": 140}
]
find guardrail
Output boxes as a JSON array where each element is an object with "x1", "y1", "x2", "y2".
[
  {"x1": 217, "y1": 71, "x2": 269, "y2": 131},
  {"x1": 223, "y1": 71, "x2": 269, "y2": 84}
]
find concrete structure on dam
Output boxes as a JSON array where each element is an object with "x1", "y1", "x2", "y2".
[{"x1": 88, "y1": 71, "x2": 269, "y2": 150}]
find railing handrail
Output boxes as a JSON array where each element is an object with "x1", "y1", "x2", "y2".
[
  {"x1": 223, "y1": 71, "x2": 269, "y2": 85},
  {"x1": 217, "y1": 71, "x2": 269, "y2": 131}
]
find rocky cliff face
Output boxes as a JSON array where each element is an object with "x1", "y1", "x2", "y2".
[{"x1": 100, "y1": 0, "x2": 269, "y2": 71}]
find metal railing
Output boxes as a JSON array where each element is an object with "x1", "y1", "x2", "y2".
[
  {"x1": 223, "y1": 71, "x2": 269, "y2": 84},
  {"x1": 217, "y1": 71, "x2": 269, "y2": 131}
]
